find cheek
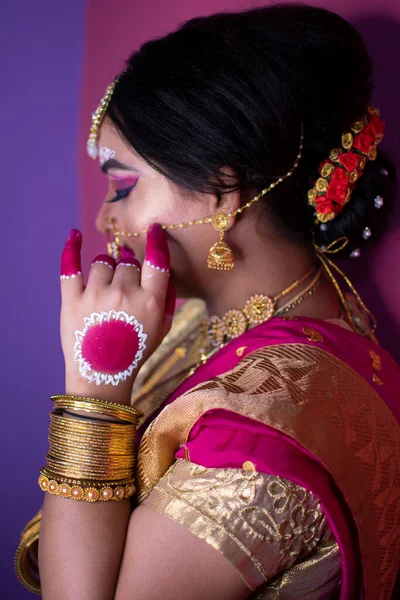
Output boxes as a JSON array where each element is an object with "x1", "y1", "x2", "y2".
[
  {"x1": 119, "y1": 189, "x2": 178, "y2": 250},
  {"x1": 119, "y1": 186, "x2": 214, "y2": 260}
]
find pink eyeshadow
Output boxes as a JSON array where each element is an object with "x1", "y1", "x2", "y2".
[{"x1": 109, "y1": 175, "x2": 139, "y2": 189}]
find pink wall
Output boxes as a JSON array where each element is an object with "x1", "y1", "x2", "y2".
[{"x1": 80, "y1": 0, "x2": 400, "y2": 360}]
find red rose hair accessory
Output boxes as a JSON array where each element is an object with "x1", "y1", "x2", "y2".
[{"x1": 308, "y1": 106, "x2": 385, "y2": 223}]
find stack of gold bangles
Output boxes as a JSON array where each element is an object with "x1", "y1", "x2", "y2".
[{"x1": 38, "y1": 396, "x2": 142, "y2": 502}]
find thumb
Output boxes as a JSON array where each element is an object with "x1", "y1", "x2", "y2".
[{"x1": 161, "y1": 280, "x2": 176, "y2": 337}]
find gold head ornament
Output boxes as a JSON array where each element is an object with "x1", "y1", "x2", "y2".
[{"x1": 86, "y1": 75, "x2": 122, "y2": 160}]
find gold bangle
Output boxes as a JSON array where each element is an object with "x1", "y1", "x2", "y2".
[
  {"x1": 49, "y1": 422, "x2": 135, "y2": 440},
  {"x1": 50, "y1": 413, "x2": 137, "y2": 433},
  {"x1": 45, "y1": 458, "x2": 134, "y2": 481},
  {"x1": 48, "y1": 426, "x2": 135, "y2": 448},
  {"x1": 43, "y1": 396, "x2": 139, "y2": 485},
  {"x1": 48, "y1": 429, "x2": 134, "y2": 451},
  {"x1": 40, "y1": 467, "x2": 134, "y2": 487},
  {"x1": 49, "y1": 435, "x2": 134, "y2": 454},
  {"x1": 14, "y1": 510, "x2": 42, "y2": 595},
  {"x1": 49, "y1": 419, "x2": 135, "y2": 447},
  {"x1": 46, "y1": 454, "x2": 134, "y2": 471},
  {"x1": 51, "y1": 395, "x2": 143, "y2": 423},
  {"x1": 47, "y1": 441, "x2": 134, "y2": 460},
  {"x1": 46, "y1": 453, "x2": 134, "y2": 469},
  {"x1": 48, "y1": 443, "x2": 134, "y2": 458},
  {"x1": 38, "y1": 473, "x2": 135, "y2": 502}
]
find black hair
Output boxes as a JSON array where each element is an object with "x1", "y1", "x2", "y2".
[{"x1": 107, "y1": 3, "x2": 396, "y2": 256}]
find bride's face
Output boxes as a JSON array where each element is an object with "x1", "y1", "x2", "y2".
[{"x1": 96, "y1": 117, "x2": 220, "y2": 296}]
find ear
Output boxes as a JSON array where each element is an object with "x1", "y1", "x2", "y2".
[{"x1": 211, "y1": 166, "x2": 242, "y2": 229}]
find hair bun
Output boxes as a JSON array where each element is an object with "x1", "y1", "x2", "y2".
[{"x1": 314, "y1": 148, "x2": 397, "y2": 257}]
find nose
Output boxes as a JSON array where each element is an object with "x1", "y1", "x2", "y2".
[{"x1": 96, "y1": 202, "x2": 115, "y2": 234}]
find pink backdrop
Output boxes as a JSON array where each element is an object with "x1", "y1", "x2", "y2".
[{"x1": 80, "y1": 0, "x2": 400, "y2": 360}]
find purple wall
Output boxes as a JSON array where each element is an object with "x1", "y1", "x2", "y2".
[{"x1": 1, "y1": 1, "x2": 85, "y2": 597}]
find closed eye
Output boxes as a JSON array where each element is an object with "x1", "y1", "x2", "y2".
[{"x1": 106, "y1": 181, "x2": 138, "y2": 204}]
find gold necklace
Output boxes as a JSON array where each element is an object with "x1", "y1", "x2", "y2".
[
  {"x1": 136, "y1": 269, "x2": 322, "y2": 403},
  {"x1": 204, "y1": 266, "x2": 317, "y2": 348},
  {"x1": 183, "y1": 268, "x2": 323, "y2": 382},
  {"x1": 275, "y1": 268, "x2": 322, "y2": 315}
]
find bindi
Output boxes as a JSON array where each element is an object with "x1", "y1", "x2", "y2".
[
  {"x1": 99, "y1": 146, "x2": 116, "y2": 166},
  {"x1": 73, "y1": 310, "x2": 147, "y2": 386}
]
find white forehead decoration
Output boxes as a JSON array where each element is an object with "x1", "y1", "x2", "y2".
[{"x1": 99, "y1": 146, "x2": 116, "y2": 166}]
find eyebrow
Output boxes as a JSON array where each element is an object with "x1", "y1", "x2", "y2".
[{"x1": 100, "y1": 158, "x2": 140, "y2": 174}]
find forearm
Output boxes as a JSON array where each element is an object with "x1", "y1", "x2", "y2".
[
  {"x1": 38, "y1": 388, "x2": 136, "y2": 600},
  {"x1": 39, "y1": 491, "x2": 131, "y2": 600}
]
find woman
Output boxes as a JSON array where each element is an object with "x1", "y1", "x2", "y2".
[{"x1": 15, "y1": 4, "x2": 399, "y2": 599}]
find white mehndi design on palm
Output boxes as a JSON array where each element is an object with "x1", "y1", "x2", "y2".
[{"x1": 73, "y1": 310, "x2": 147, "y2": 386}]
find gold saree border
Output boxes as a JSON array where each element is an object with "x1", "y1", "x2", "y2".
[{"x1": 136, "y1": 343, "x2": 400, "y2": 600}]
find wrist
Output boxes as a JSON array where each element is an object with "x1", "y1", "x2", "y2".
[{"x1": 65, "y1": 372, "x2": 135, "y2": 406}]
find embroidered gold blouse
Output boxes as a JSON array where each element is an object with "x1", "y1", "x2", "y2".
[{"x1": 143, "y1": 459, "x2": 341, "y2": 597}]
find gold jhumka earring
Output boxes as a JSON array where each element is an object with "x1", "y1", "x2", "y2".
[
  {"x1": 207, "y1": 212, "x2": 234, "y2": 270},
  {"x1": 87, "y1": 75, "x2": 304, "y2": 269}
]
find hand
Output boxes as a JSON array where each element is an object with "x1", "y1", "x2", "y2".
[{"x1": 60, "y1": 224, "x2": 175, "y2": 404}]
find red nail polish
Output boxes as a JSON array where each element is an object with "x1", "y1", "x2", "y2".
[
  {"x1": 61, "y1": 230, "x2": 83, "y2": 278},
  {"x1": 67, "y1": 229, "x2": 82, "y2": 243},
  {"x1": 145, "y1": 224, "x2": 170, "y2": 272},
  {"x1": 91, "y1": 255, "x2": 116, "y2": 270},
  {"x1": 148, "y1": 223, "x2": 164, "y2": 236},
  {"x1": 116, "y1": 257, "x2": 141, "y2": 272}
]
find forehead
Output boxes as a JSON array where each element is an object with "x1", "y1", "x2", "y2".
[
  {"x1": 98, "y1": 116, "x2": 146, "y2": 167},
  {"x1": 98, "y1": 117, "x2": 132, "y2": 154},
  {"x1": 97, "y1": 117, "x2": 164, "y2": 182}
]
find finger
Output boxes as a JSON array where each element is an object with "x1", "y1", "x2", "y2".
[
  {"x1": 60, "y1": 229, "x2": 84, "y2": 298},
  {"x1": 141, "y1": 223, "x2": 170, "y2": 296},
  {"x1": 114, "y1": 247, "x2": 142, "y2": 287},
  {"x1": 87, "y1": 254, "x2": 116, "y2": 288},
  {"x1": 161, "y1": 280, "x2": 176, "y2": 337},
  {"x1": 165, "y1": 279, "x2": 176, "y2": 317}
]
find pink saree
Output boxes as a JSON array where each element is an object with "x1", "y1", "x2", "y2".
[{"x1": 135, "y1": 316, "x2": 400, "y2": 600}]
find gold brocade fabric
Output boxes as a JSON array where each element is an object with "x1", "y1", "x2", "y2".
[
  {"x1": 251, "y1": 536, "x2": 342, "y2": 599},
  {"x1": 131, "y1": 298, "x2": 206, "y2": 426},
  {"x1": 143, "y1": 459, "x2": 341, "y2": 593},
  {"x1": 15, "y1": 306, "x2": 399, "y2": 598},
  {"x1": 136, "y1": 343, "x2": 400, "y2": 600}
]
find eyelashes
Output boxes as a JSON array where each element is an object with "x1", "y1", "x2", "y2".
[{"x1": 106, "y1": 180, "x2": 138, "y2": 204}]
